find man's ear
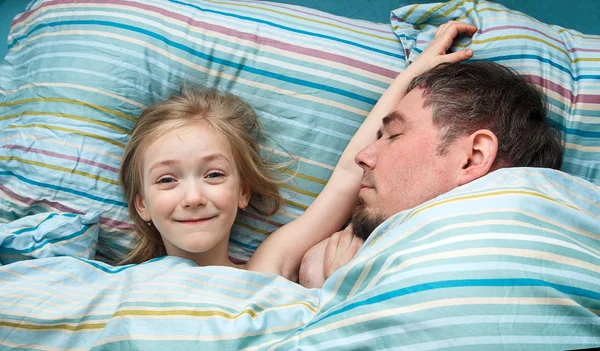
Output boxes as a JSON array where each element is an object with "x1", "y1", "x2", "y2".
[
  {"x1": 134, "y1": 194, "x2": 151, "y2": 222},
  {"x1": 238, "y1": 184, "x2": 251, "y2": 210},
  {"x1": 457, "y1": 129, "x2": 498, "y2": 186}
]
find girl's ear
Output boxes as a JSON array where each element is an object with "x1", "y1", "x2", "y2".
[
  {"x1": 238, "y1": 185, "x2": 251, "y2": 210},
  {"x1": 135, "y1": 194, "x2": 151, "y2": 222},
  {"x1": 457, "y1": 129, "x2": 498, "y2": 186}
]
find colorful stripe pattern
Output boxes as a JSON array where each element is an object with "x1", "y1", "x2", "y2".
[
  {"x1": 0, "y1": 168, "x2": 598, "y2": 349},
  {"x1": 0, "y1": 0, "x2": 405, "y2": 263},
  {"x1": 0, "y1": 211, "x2": 98, "y2": 264},
  {"x1": 391, "y1": 0, "x2": 600, "y2": 186}
]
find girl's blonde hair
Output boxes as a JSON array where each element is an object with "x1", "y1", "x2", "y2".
[{"x1": 119, "y1": 87, "x2": 284, "y2": 264}]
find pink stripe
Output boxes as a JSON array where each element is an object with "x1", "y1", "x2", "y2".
[
  {"x1": 14, "y1": 0, "x2": 397, "y2": 78},
  {"x1": 3, "y1": 144, "x2": 119, "y2": 173},
  {"x1": 524, "y1": 75, "x2": 600, "y2": 104},
  {"x1": 0, "y1": 183, "x2": 134, "y2": 229},
  {"x1": 242, "y1": 0, "x2": 392, "y2": 34},
  {"x1": 568, "y1": 47, "x2": 600, "y2": 53},
  {"x1": 241, "y1": 211, "x2": 283, "y2": 228}
]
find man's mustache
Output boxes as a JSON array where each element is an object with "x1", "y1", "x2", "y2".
[{"x1": 361, "y1": 171, "x2": 376, "y2": 191}]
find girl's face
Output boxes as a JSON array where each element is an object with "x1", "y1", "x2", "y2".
[{"x1": 134, "y1": 123, "x2": 250, "y2": 266}]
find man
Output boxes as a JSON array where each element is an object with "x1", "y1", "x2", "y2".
[{"x1": 299, "y1": 60, "x2": 564, "y2": 288}]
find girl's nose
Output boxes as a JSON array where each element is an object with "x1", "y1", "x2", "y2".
[{"x1": 182, "y1": 181, "x2": 207, "y2": 208}]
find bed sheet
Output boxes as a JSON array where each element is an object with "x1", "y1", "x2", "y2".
[
  {"x1": 1, "y1": 168, "x2": 599, "y2": 350},
  {"x1": 0, "y1": 0, "x2": 599, "y2": 349}
]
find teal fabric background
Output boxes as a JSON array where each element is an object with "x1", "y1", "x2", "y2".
[
  {"x1": 1, "y1": 0, "x2": 599, "y2": 61},
  {"x1": 272, "y1": 0, "x2": 600, "y2": 34}
]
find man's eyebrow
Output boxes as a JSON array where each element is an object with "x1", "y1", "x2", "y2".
[{"x1": 377, "y1": 111, "x2": 407, "y2": 138}]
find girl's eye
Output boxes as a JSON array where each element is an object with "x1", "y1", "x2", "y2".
[
  {"x1": 157, "y1": 177, "x2": 176, "y2": 184},
  {"x1": 206, "y1": 172, "x2": 225, "y2": 179},
  {"x1": 387, "y1": 133, "x2": 402, "y2": 140}
]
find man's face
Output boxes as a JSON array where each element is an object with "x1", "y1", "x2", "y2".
[{"x1": 352, "y1": 88, "x2": 465, "y2": 239}]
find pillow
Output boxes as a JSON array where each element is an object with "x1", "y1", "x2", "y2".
[
  {"x1": 391, "y1": 0, "x2": 600, "y2": 185},
  {"x1": 0, "y1": 211, "x2": 99, "y2": 265},
  {"x1": 0, "y1": 0, "x2": 405, "y2": 263}
]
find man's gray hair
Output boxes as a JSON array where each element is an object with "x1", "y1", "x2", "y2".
[{"x1": 407, "y1": 61, "x2": 563, "y2": 170}]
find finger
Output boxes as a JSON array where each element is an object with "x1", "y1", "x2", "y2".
[
  {"x1": 349, "y1": 235, "x2": 364, "y2": 256},
  {"x1": 439, "y1": 48, "x2": 473, "y2": 63},
  {"x1": 436, "y1": 22, "x2": 477, "y2": 40},
  {"x1": 338, "y1": 227, "x2": 354, "y2": 250},
  {"x1": 324, "y1": 232, "x2": 340, "y2": 276}
]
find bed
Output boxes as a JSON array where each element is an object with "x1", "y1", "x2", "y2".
[{"x1": 0, "y1": 0, "x2": 599, "y2": 349}]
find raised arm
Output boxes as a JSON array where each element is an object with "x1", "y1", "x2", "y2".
[{"x1": 247, "y1": 21, "x2": 477, "y2": 281}]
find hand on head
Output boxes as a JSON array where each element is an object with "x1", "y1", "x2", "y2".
[{"x1": 406, "y1": 21, "x2": 477, "y2": 77}]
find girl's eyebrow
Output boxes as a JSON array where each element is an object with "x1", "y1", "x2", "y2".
[{"x1": 148, "y1": 154, "x2": 231, "y2": 174}]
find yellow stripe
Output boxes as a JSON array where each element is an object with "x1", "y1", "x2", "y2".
[
  {"x1": 285, "y1": 199, "x2": 308, "y2": 211},
  {"x1": 235, "y1": 221, "x2": 271, "y2": 236},
  {"x1": 406, "y1": 189, "x2": 578, "y2": 223},
  {"x1": 281, "y1": 168, "x2": 327, "y2": 185},
  {"x1": 464, "y1": 35, "x2": 569, "y2": 57},
  {"x1": 415, "y1": 0, "x2": 470, "y2": 25},
  {"x1": 366, "y1": 189, "x2": 579, "y2": 249},
  {"x1": 113, "y1": 308, "x2": 258, "y2": 319},
  {"x1": 0, "y1": 156, "x2": 119, "y2": 186},
  {"x1": 209, "y1": 0, "x2": 397, "y2": 42},
  {"x1": 0, "y1": 98, "x2": 135, "y2": 122},
  {"x1": 0, "y1": 82, "x2": 146, "y2": 109},
  {"x1": 400, "y1": 4, "x2": 420, "y2": 21},
  {"x1": 7, "y1": 124, "x2": 126, "y2": 148},
  {"x1": 280, "y1": 183, "x2": 318, "y2": 198},
  {"x1": 1, "y1": 302, "x2": 317, "y2": 332},
  {"x1": 1, "y1": 111, "x2": 130, "y2": 134}
]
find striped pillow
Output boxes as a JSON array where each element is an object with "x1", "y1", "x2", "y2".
[
  {"x1": 391, "y1": 0, "x2": 600, "y2": 185},
  {"x1": 0, "y1": 0, "x2": 405, "y2": 263},
  {"x1": 0, "y1": 211, "x2": 99, "y2": 265}
]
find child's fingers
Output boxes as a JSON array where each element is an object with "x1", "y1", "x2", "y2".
[
  {"x1": 435, "y1": 21, "x2": 477, "y2": 38},
  {"x1": 441, "y1": 48, "x2": 473, "y2": 63}
]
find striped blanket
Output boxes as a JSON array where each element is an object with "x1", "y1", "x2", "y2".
[
  {"x1": 1, "y1": 0, "x2": 600, "y2": 349},
  {"x1": 1, "y1": 168, "x2": 599, "y2": 349}
]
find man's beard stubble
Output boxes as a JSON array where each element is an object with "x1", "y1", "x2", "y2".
[
  {"x1": 351, "y1": 170, "x2": 385, "y2": 241},
  {"x1": 350, "y1": 203, "x2": 385, "y2": 241}
]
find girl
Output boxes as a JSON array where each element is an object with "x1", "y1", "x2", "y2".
[{"x1": 119, "y1": 22, "x2": 476, "y2": 282}]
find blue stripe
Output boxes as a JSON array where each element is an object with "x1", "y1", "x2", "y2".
[
  {"x1": 310, "y1": 278, "x2": 600, "y2": 326},
  {"x1": 13, "y1": 225, "x2": 90, "y2": 253},
  {"x1": 72, "y1": 255, "x2": 168, "y2": 274},
  {"x1": 229, "y1": 236, "x2": 258, "y2": 251},
  {"x1": 0, "y1": 171, "x2": 127, "y2": 207},
  {"x1": 547, "y1": 119, "x2": 600, "y2": 138},
  {"x1": 169, "y1": 0, "x2": 403, "y2": 60},
  {"x1": 412, "y1": 47, "x2": 600, "y2": 81},
  {"x1": 8, "y1": 20, "x2": 378, "y2": 105},
  {"x1": 13, "y1": 213, "x2": 77, "y2": 234}
]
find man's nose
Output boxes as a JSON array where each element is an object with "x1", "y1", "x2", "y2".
[
  {"x1": 354, "y1": 141, "x2": 378, "y2": 170},
  {"x1": 182, "y1": 181, "x2": 207, "y2": 207}
]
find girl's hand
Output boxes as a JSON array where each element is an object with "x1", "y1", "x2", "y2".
[{"x1": 405, "y1": 21, "x2": 477, "y2": 78}]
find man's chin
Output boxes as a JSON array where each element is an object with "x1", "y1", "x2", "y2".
[{"x1": 350, "y1": 204, "x2": 385, "y2": 241}]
